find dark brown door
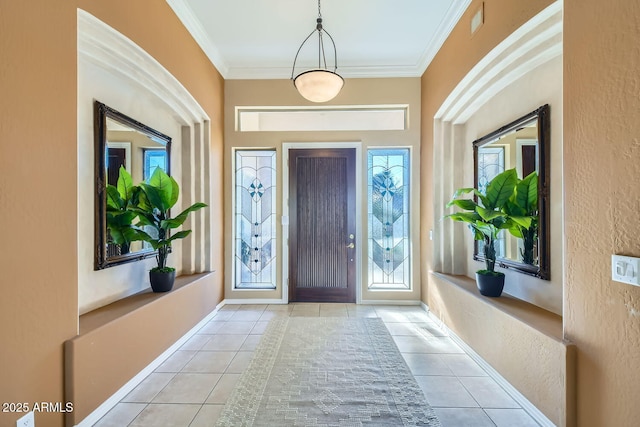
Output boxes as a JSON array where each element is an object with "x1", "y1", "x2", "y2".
[
  {"x1": 106, "y1": 147, "x2": 128, "y2": 257},
  {"x1": 107, "y1": 147, "x2": 127, "y2": 185},
  {"x1": 521, "y1": 145, "x2": 537, "y2": 177},
  {"x1": 289, "y1": 148, "x2": 356, "y2": 302}
]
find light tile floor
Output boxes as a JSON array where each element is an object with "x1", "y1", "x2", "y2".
[{"x1": 94, "y1": 304, "x2": 541, "y2": 427}]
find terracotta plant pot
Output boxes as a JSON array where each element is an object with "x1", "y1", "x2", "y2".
[{"x1": 475, "y1": 272, "x2": 505, "y2": 297}]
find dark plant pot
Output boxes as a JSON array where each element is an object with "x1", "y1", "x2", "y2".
[
  {"x1": 475, "y1": 272, "x2": 505, "y2": 297},
  {"x1": 149, "y1": 270, "x2": 176, "y2": 293}
]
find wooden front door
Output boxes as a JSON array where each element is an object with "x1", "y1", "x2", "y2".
[
  {"x1": 289, "y1": 148, "x2": 356, "y2": 302},
  {"x1": 107, "y1": 147, "x2": 127, "y2": 185}
]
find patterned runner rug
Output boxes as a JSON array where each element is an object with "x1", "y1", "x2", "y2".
[{"x1": 216, "y1": 317, "x2": 441, "y2": 426}]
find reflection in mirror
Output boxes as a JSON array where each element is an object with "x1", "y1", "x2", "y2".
[
  {"x1": 473, "y1": 104, "x2": 550, "y2": 280},
  {"x1": 94, "y1": 101, "x2": 171, "y2": 270}
]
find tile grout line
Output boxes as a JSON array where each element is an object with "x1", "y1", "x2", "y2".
[
  {"x1": 97, "y1": 305, "x2": 543, "y2": 426},
  {"x1": 425, "y1": 309, "x2": 551, "y2": 427}
]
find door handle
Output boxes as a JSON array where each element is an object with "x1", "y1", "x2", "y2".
[{"x1": 346, "y1": 243, "x2": 355, "y2": 249}]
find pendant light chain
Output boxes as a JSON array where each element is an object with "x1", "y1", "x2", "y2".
[
  {"x1": 291, "y1": 0, "x2": 344, "y2": 102},
  {"x1": 317, "y1": 0, "x2": 324, "y2": 70}
]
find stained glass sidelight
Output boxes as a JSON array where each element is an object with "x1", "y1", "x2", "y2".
[
  {"x1": 234, "y1": 150, "x2": 277, "y2": 289},
  {"x1": 143, "y1": 149, "x2": 167, "y2": 180},
  {"x1": 367, "y1": 149, "x2": 410, "y2": 289},
  {"x1": 477, "y1": 146, "x2": 506, "y2": 257},
  {"x1": 477, "y1": 147, "x2": 504, "y2": 194}
]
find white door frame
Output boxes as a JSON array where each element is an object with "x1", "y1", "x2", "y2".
[{"x1": 281, "y1": 142, "x2": 363, "y2": 304}]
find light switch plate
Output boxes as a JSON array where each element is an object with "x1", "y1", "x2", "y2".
[{"x1": 612, "y1": 255, "x2": 640, "y2": 286}]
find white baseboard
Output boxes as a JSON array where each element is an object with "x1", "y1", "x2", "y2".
[
  {"x1": 359, "y1": 300, "x2": 422, "y2": 306},
  {"x1": 222, "y1": 298, "x2": 287, "y2": 305},
  {"x1": 222, "y1": 299, "x2": 422, "y2": 306},
  {"x1": 419, "y1": 303, "x2": 555, "y2": 427},
  {"x1": 82, "y1": 300, "x2": 547, "y2": 426},
  {"x1": 75, "y1": 302, "x2": 224, "y2": 427}
]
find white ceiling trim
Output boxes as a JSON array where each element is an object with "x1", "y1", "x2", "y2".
[
  {"x1": 416, "y1": 0, "x2": 472, "y2": 76},
  {"x1": 166, "y1": 0, "x2": 230, "y2": 78},
  {"x1": 167, "y1": 0, "x2": 471, "y2": 80},
  {"x1": 227, "y1": 64, "x2": 427, "y2": 80}
]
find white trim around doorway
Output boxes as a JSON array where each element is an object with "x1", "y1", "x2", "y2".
[{"x1": 282, "y1": 142, "x2": 364, "y2": 305}]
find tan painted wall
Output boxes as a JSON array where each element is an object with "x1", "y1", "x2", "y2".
[
  {"x1": 425, "y1": 12, "x2": 567, "y2": 420},
  {"x1": 420, "y1": 0, "x2": 556, "y2": 306},
  {"x1": 564, "y1": 1, "x2": 640, "y2": 425},
  {"x1": 224, "y1": 78, "x2": 422, "y2": 303},
  {"x1": 0, "y1": 1, "x2": 224, "y2": 426},
  {"x1": 461, "y1": 56, "x2": 563, "y2": 314},
  {"x1": 77, "y1": 49, "x2": 186, "y2": 314},
  {"x1": 66, "y1": 273, "x2": 218, "y2": 425},
  {"x1": 424, "y1": 0, "x2": 640, "y2": 425},
  {"x1": 429, "y1": 273, "x2": 573, "y2": 426},
  {"x1": 0, "y1": 3, "x2": 78, "y2": 427},
  {"x1": 3, "y1": 0, "x2": 637, "y2": 425},
  {"x1": 420, "y1": 0, "x2": 568, "y2": 424}
]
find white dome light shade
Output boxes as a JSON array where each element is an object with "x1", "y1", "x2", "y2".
[{"x1": 293, "y1": 69, "x2": 344, "y2": 103}]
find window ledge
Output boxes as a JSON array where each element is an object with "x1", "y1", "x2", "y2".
[
  {"x1": 79, "y1": 272, "x2": 214, "y2": 335},
  {"x1": 67, "y1": 271, "x2": 218, "y2": 425},
  {"x1": 430, "y1": 272, "x2": 563, "y2": 342}
]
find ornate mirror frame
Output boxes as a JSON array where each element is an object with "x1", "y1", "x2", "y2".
[
  {"x1": 94, "y1": 101, "x2": 172, "y2": 270},
  {"x1": 473, "y1": 104, "x2": 550, "y2": 280}
]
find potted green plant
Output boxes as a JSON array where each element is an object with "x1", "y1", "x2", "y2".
[
  {"x1": 503, "y1": 171, "x2": 538, "y2": 265},
  {"x1": 129, "y1": 168, "x2": 207, "y2": 292},
  {"x1": 444, "y1": 168, "x2": 533, "y2": 297},
  {"x1": 105, "y1": 166, "x2": 148, "y2": 255}
]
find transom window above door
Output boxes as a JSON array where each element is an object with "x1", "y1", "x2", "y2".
[{"x1": 236, "y1": 105, "x2": 408, "y2": 132}]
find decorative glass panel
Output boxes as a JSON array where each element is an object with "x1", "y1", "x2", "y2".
[
  {"x1": 143, "y1": 149, "x2": 167, "y2": 180},
  {"x1": 367, "y1": 149, "x2": 410, "y2": 289},
  {"x1": 235, "y1": 150, "x2": 277, "y2": 289},
  {"x1": 477, "y1": 146, "x2": 506, "y2": 258},
  {"x1": 477, "y1": 147, "x2": 504, "y2": 194}
]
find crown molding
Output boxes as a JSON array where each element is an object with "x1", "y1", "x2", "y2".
[
  {"x1": 167, "y1": 0, "x2": 471, "y2": 80},
  {"x1": 417, "y1": 0, "x2": 472, "y2": 76},
  {"x1": 166, "y1": 0, "x2": 230, "y2": 78},
  {"x1": 226, "y1": 65, "x2": 425, "y2": 80}
]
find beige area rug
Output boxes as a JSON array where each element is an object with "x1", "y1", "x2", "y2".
[{"x1": 216, "y1": 317, "x2": 441, "y2": 426}]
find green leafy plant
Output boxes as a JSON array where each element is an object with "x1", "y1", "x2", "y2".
[
  {"x1": 444, "y1": 168, "x2": 534, "y2": 275},
  {"x1": 504, "y1": 171, "x2": 538, "y2": 264},
  {"x1": 130, "y1": 168, "x2": 207, "y2": 272},
  {"x1": 105, "y1": 166, "x2": 147, "y2": 254}
]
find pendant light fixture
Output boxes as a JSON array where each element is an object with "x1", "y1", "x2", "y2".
[{"x1": 291, "y1": 0, "x2": 344, "y2": 103}]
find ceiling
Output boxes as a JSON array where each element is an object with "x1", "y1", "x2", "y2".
[{"x1": 167, "y1": 0, "x2": 471, "y2": 79}]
